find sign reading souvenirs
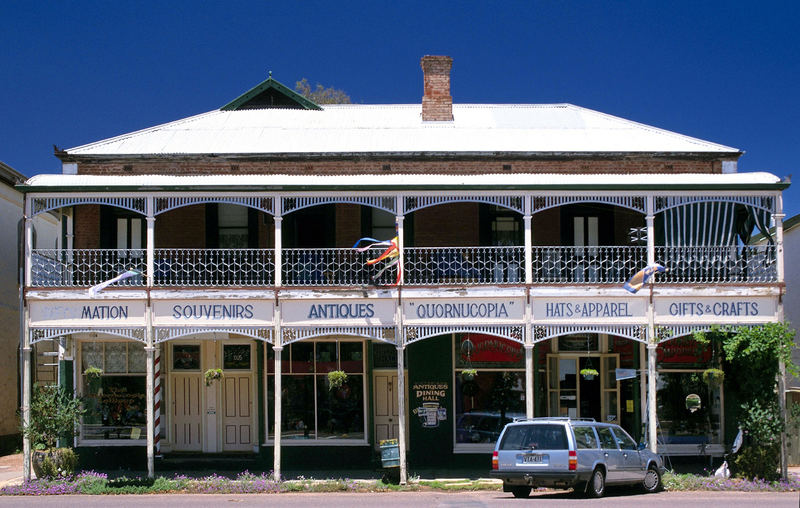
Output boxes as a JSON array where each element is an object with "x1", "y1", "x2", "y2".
[
  {"x1": 533, "y1": 298, "x2": 646, "y2": 323},
  {"x1": 152, "y1": 300, "x2": 273, "y2": 326},
  {"x1": 403, "y1": 298, "x2": 524, "y2": 324},
  {"x1": 29, "y1": 300, "x2": 146, "y2": 327},
  {"x1": 281, "y1": 299, "x2": 395, "y2": 326},
  {"x1": 654, "y1": 296, "x2": 777, "y2": 324}
]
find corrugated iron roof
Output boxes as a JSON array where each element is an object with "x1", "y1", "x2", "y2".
[{"x1": 64, "y1": 104, "x2": 739, "y2": 156}]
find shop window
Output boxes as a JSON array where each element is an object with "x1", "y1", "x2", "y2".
[
  {"x1": 454, "y1": 334, "x2": 525, "y2": 445},
  {"x1": 656, "y1": 371, "x2": 723, "y2": 445},
  {"x1": 223, "y1": 344, "x2": 251, "y2": 370},
  {"x1": 218, "y1": 204, "x2": 249, "y2": 248},
  {"x1": 79, "y1": 341, "x2": 147, "y2": 442},
  {"x1": 172, "y1": 344, "x2": 201, "y2": 370},
  {"x1": 266, "y1": 340, "x2": 365, "y2": 442}
]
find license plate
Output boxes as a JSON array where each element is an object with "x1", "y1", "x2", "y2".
[{"x1": 520, "y1": 453, "x2": 546, "y2": 464}]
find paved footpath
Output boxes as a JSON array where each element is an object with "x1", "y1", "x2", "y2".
[{"x1": 0, "y1": 490, "x2": 798, "y2": 507}]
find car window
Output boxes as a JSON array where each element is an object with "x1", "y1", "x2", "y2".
[
  {"x1": 572, "y1": 426, "x2": 598, "y2": 449},
  {"x1": 611, "y1": 427, "x2": 637, "y2": 450},
  {"x1": 499, "y1": 424, "x2": 568, "y2": 451},
  {"x1": 596, "y1": 426, "x2": 617, "y2": 450}
]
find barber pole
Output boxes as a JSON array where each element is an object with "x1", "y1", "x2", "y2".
[{"x1": 154, "y1": 347, "x2": 161, "y2": 455}]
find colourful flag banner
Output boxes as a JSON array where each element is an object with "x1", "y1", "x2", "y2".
[
  {"x1": 88, "y1": 269, "x2": 143, "y2": 297},
  {"x1": 352, "y1": 235, "x2": 401, "y2": 286},
  {"x1": 622, "y1": 263, "x2": 666, "y2": 293}
]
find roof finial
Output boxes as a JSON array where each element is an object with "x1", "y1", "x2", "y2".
[{"x1": 268, "y1": 70, "x2": 272, "y2": 79}]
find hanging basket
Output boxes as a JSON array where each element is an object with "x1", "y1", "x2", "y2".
[
  {"x1": 461, "y1": 368, "x2": 478, "y2": 381},
  {"x1": 204, "y1": 368, "x2": 224, "y2": 386},
  {"x1": 702, "y1": 368, "x2": 725, "y2": 386},
  {"x1": 580, "y1": 368, "x2": 599, "y2": 380},
  {"x1": 327, "y1": 370, "x2": 348, "y2": 390}
]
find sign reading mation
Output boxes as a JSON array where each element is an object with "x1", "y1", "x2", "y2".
[{"x1": 29, "y1": 301, "x2": 146, "y2": 327}]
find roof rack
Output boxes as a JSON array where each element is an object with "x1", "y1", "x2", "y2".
[{"x1": 512, "y1": 417, "x2": 597, "y2": 423}]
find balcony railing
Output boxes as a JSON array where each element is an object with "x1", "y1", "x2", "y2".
[
  {"x1": 404, "y1": 246, "x2": 524, "y2": 285},
  {"x1": 153, "y1": 248, "x2": 274, "y2": 286},
  {"x1": 532, "y1": 246, "x2": 646, "y2": 284},
  {"x1": 29, "y1": 244, "x2": 777, "y2": 288},
  {"x1": 31, "y1": 249, "x2": 146, "y2": 287},
  {"x1": 655, "y1": 245, "x2": 776, "y2": 284}
]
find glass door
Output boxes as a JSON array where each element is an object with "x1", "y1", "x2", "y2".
[{"x1": 547, "y1": 354, "x2": 620, "y2": 422}]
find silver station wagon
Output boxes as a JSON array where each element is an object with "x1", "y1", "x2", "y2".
[{"x1": 490, "y1": 418, "x2": 664, "y2": 498}]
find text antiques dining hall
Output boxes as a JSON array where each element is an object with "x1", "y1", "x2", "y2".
[{"x1": 18, "y1": 55, "x2": 787, "y2": 482}]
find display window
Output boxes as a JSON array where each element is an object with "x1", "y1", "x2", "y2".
[
  {"x1": 266, "y1": 340, "x2": 365, "y2": 443},
  {"x1": 79, "y1": 340, "x2": 147, "y2": 444},
  {"x1": 454, "y1": 334, "x2": 525, "y2": 447}
]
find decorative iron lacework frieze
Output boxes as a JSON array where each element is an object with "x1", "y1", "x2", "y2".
[
  {"x1": 280, "y1": 326, "x2": 396, "y2": 346},
  {"x1": 531, "y1": 195, "x2": 646, "y2": 215},
  {"x1": 655, "y1": 324, "x2": 762, "y2": 344},
  {"x1": 155, "y1": 327, "x2": 273, "y2": 343},
  {"x1": 532, "y1": 325, "x2": 646, "y2": 344},
  {"x1": 403, "y1": 325, "x2": 525, "y2": 347},
  {"x1": 654, "y1": 195, "x2": 775, "y2": 215},
  {"x1": 30, "y1": 327, "x2": 146, "y2": 344},
  {"x1": 31, "y1": 196, "x2": 146, "y2": 217},
  {"x1": 404, "y1": 195, "x2": 524, "y2": 214},
  {"x1": 155, "y1": 196, "x2": 274, "y2": 215},
  {"x1": 283, "y1": 196, "x2": 395, "y2": 215}
]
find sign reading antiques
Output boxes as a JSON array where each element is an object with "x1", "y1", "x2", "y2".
[
  {"x1": 281, "y1": 299, "x2": 395, "y2": 326},
  {"x1": 654, "y1": 296, "x2": 778, "y2": 324},
  {"x1": 29, "y1": 300, "x2": 146, "y2": 327},
  {"x1": 152, "y1": 300, "x2": 273, "y2": 326},
  {"x1": 403, "y1": 298, "x2": 524, "y2": 325},
  {"x1": 533, "y1": 297, "x2": 646, "y2": 323}
]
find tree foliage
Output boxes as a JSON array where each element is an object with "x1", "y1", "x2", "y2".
[
  {"x1": 294, "y1": 78, "x2": 351, "y2": 104},
  {"x1": 22, "y1": 384, "x2": 84, "y2": 450}
]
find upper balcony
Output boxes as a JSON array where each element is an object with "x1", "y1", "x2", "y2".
[{"x1": 29, "y1": 243, "x2": 776, "y2": 288}]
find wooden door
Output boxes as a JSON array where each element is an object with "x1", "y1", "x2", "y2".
[
  {"x1": 172, "y1": 374, "x2": 202, "y2": 451},
  {"x1": 222, "y1": 375, "x2": 253, "y2": 451},
  {"x1": 374, "y1": 371, "x2": 402, "y2": 447}
]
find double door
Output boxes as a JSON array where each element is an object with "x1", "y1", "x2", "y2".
[
  {"x1": 547, "y1": 354, "x2": 620, "y2": 424},
  {"x1": 171, "y1": 340, "x2": 255, "y2": 452}
]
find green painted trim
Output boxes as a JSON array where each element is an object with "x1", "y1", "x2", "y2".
[
  {"x1": 17, "y1": 182, "x2": 790, "y2": 194},
  {"x1": 220, "y1": 77, "x2": 322, "y2": 111}
]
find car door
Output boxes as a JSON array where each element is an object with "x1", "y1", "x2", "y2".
[
  {"x1": 611, "y1": 426, "x2": 645, "y2": 482},
  {"x1": 595, "y1": 425, "x2": 623, "y2": 483}
]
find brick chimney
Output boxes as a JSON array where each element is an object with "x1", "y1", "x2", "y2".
[{"x1": 420, "y1": 55, "x2": 453, "y2": 121}]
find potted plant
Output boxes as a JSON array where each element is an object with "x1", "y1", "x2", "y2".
[
  {"x1": 461, "y1": 368, "x2": 478, "y2": 381},
  {"x1": 22, "y1": 384, "x2": 84, "y2": 478},
  {"x1": 702, "y1": 368, "x2": 725, "y2": 387},
  {"x1": 580, "y1": 368, "x2": 599, "y2": 380},
  {"x1": 204, "y1": 368, "x2": 224, "y2": 386},
  {"x1": 327, "y1": 370, "x2": 348, "y2": 390}
]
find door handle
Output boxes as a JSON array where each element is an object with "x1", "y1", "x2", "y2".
[{"x1": 604, "y1": 453, "x2": 608, "y2": 457}]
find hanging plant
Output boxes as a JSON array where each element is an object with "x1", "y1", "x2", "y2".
[
  {"x1": 702, "y1": 368, "x2": 725, "y2": 386},
  {"x1": 204, "y1": 368, "x2": 224, "y2": 386},
  {"x1": 461, "y1": 368, "x2": 478, "y2": 381},
  {"x1": 327, "y1": 370, "x2": 348, "y2": 390},
  {"x1": 580, "y1": 368, "x2": 599, "y2": 380},
  {"x1": 84, "y1": 366, "x2": 103, "y2": 379}
]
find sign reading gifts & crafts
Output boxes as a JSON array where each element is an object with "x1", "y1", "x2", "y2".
[
  {"x1": 654, "y1": 296, "x2": 778, "y2": 324},
  {"x1": 532, "y1": 297, "x2": 646, "y2": 323},
  {"x1": 29, "y1": 300, "x2": 146, "y2": 327},
  {"x1": 152, "y1": 300, "x2": 273, "y2": 326}
]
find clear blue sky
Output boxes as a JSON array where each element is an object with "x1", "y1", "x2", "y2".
[{"x1": 2, "y1": 1, "x2": 798, "y2": 216}]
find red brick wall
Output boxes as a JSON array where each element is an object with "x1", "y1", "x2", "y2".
[
  {"x1": 155, "y1": 205, "x2": 205, "y2": 248},
  {"x1": 73, "y1": 205, "x2": 100, "y2": 248},
  {"x1": 335, "y1": 204, "x2": 361, "y2": 247},
  {"x1": 73, "y1": 158, "x2": 722, "y2": 176},
  {"x1": 414, "y1": 203, "x2": 479, "y2": 247},
  {"x1": 421, "y1": 55, "x2": 453, "y2": 121}
]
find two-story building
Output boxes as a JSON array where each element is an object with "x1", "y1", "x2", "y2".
[{"x1": 18, "y1": 56, "x2": 787, "y2": 481}]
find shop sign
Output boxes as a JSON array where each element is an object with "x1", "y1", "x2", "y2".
[
  {"x1": 153, "y1": 300, "x2": 273, "y2": 326},
  {"x1": 29, "y1": 300, "x2": 146, "y2": 327},
  {"x1": 281, "y1": 299, "x2": 395, "y2": 326},
  {"x1": 654, "y1": 296, "x2": 777, "y2": 324},
  {"x1": 411, "y1": 381, "x2": 448, "y2": 428},
  {"x1": 533, "y1": 298, "x2": 646, "y2": 323},
  {"x1": 657, "y1": 336, "x2": 712, "y2": 365},
  {"x1": 403, "y1": 298, "x2": 524, "y2": 324},
  {"x1": 458, "y1": 334, "x2": 523, "y2": 366}
]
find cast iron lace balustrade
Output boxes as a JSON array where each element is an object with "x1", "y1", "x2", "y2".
[
  {"x1": 654, "y1": 245, "x2": 776, "y2": 284},
  {"x1": 152, "y1": 248, "x2": 274, "y2": 286},
  {"x1": 30, "y1": 249, "x2": 146, "y2": 287},
  {"x1": 283, "y1": 247, "x2": 392, "y2": 286},
  {"x1": 403, "y1": 246, "x2": 524, "y2": 285},
  {"x1": 531, "y1": 246, "x2": 646, "y2": 284}
]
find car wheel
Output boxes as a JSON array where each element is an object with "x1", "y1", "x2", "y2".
[
  {"x1": 588, "y1": 468, "x2": 605, "y2": 498},
  {"x1": 511, "y1": 486, "x2": 531, "y2": 498},
  {"x1": 642, "y1": 464, "x2": 662, "y2": 493}
]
